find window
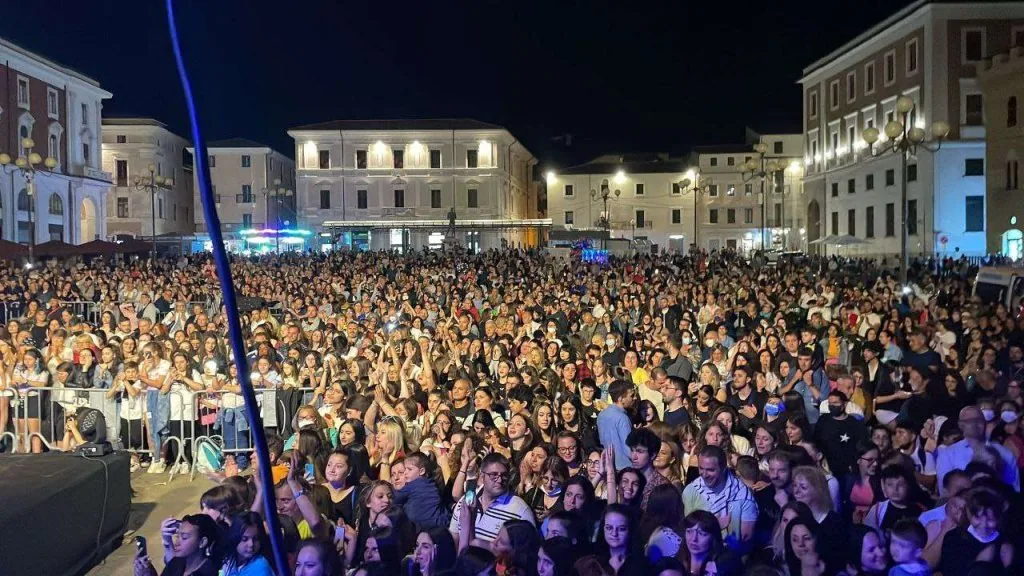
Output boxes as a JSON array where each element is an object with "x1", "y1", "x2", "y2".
[
  {"x1": 158, "y1": 198, "x2": 164, "y2": 219},
  {"x1": 242, "y1": 214, "x2": 252, "y2": 228},
  {"x1": 394, "y1": 189, "x2": 405, "y2": 208},
  {"x1": 47, "y1": 88, "x2": 59, "y2": 119},
  {"x1": 744, "y1": 183, "x2": 753, "y2": 196},
  {"x1": 241, "y1": 155, "x2": 251, "y2": 168},
  {"x1": 966, "y1": 94, "x2": 984, "y2": 126},
  {"x1": 48, "y1": 223, "x2": 63, "y2": 242},
  {"x1": 831, "y1": 182, "x2": 839, "y2": 197},
  {"x1": 847, "y1": 209, "x2": 856, "y2": 236},
  {"x1": 559, "y1": 184, "x2": 573, "y2": 198},
  {"x1": 468, "y1": 188, "x2": 478, "y2": 208},
  {"x1": 708, "y1": 184, "x2": 719, "y2": 197},
  {"x1": 886, "y1": 169, "x2": 895, "y2": 186},
  {"x1": 466, "y1": 149, "x2": 478, "y2": 168},
  {"x1": 564, "y1": 211, "x2": 574, "y2": 225},
  {"x1": 239, "y1": 184, "x2": 253, "y2": 203},
  {"x1": 906, "y1": 39, "x2": 919, "y2": 74},
  {"x1": 82, "y1": 143, "x2": 90, "y2": 164},
  {"x1": 866, "y1": 174, "x2": 875, "y2": 190},
  {"x1": 356, "y1": 150, "x2": 367, "y2": 169},
  {"x1": 430, "y1": 149, "x2": 441, "y2": 169},
  {"x1": 965, "y1": 196, "x2": 984, "y2": 232},
  {"x1": 672, "y1": 209, "x2": 681, "y2": 224},
  {"x1": 963, "y1": 29, "x2": 984, "y2": 62},
  {"x1": 1008, "y1": 160, "x2": 1020, "y2": 190},
  {"x1": 831, "y1": 212, "x2": 839, "y2": 235},
  {"x1": 17, "y1": 77, "x2": 29, "y2": 108},
  {"x1": 81, "y1": 103, "x2": 88, "y2": 126},
  {"x1": 320, "y1": 189, "x2": 331, "y2": 209},
  {"x1": 672, "y1": 183, "x2": 681, "y2": 195},
  {"x1": 965, "y1": 158, "x2": 984, "y2": 176},
  {"x1": 117, "y1": 197, "x2": 129, "y2": 218},
  {"x1": 268, "y1": 158, "x2": 273, "y2": 170},
  {"x1": 907, "y1": 199, "x2": 918, "y2": 235},
  {"x1": 774, "y1": 204, "x2": 782, "y2": 225},
  {"x1": 46, "y1": 193, "x2": 62, "y2": 216},
  {"x1": 865, "y1": 62, "x2": 875, "y2": 94},
  {"x1": 115, "y1": 160, "x2": 128, "y2": 186},
  {"x1": 907, "y1": 164, "x2": 918, "y2": 182},
  {"x1": 209, "y1": 155, "x2": 216, "y2": 168},
  {"x1": 727, "y1": 209, "x2": 736, "y2": 224},
  {"x1": 393, "y1": 149, "x2": 404, "y2": 169},
  {"x1": 636, "y1": 210, "x2": 646, "y2": 227},
  {"x1": 847, "y1": 72, "x2": 856, "y2": 103},
  {"x1": 709, "y1": 209, "x2": 719, "y2": 224},
  {"x1": 829, "y1": 80, "x2": 840, "y2": 109},
  {"x1": 810, "y1": 92, "x2": 818, "y2": 118},
  {"x1": 635, "y1": 183, "x2": 645, "y2": 196},
  {"x1": 866, "y1": 206, "x2": 875, "y2": 238},
  {"x1": 1015, "y1": 27, "x2": 1024, "y2": 48},
  {"x1": 426, "y1": 189, "x2": 440, "y2": 209},
  {"x1": 744, "y1": 208, "x2": 753, "y2": 224},
  {"x1": 17, "y1": 189, "x2": 30, "y2": 212},
  {"x1": 357, "y1": 189, "x2": 368, "y2": 209},
  {"x1": 774, "y1": 141, "x2": 783, "y2": 154},
  {"x1": 848, "y1": 178, "x2": 856, "y2": 194},
  {"x1": 727, "y1": 157, "x2": 735, "y2": 167},
  {"x1": 727, "y1": 185, "x2": 735, "y2": 196},
  {"x1": 1009, "y1": 97, "x2": 1018, "y2": 127},
  {"x1": 885, "y1": 203, "x2": 895, "y2": 236},
  {"x1": 847, "y1": 124, "x2": 856, "y2": 152},
  {"x1": 116, "y1": 134, "x2": 126, "y2": 144},
  {"x1": 710, "y1": 157, "x2": 718, "y2": 167},
  {"x1": 884, "y1": 51, "x2": 896, "y2": 85}
]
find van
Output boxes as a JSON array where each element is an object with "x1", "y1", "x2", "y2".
[{"x1": 973, "y1": 266, "x2": 1024, "y2": 311}]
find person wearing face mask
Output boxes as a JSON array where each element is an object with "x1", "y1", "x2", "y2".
[
  {"x1": 601, "y1": 334, "x2": 625, "y2": 369},
  {"x1": 935, "y1": 406, "x2": 1020, "y2": 496},
  {"x1": 661, "y1": 334, "x2": 694, "y2": 383}
]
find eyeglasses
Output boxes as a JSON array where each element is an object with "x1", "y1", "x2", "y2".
[
  {"x1": 586, "y1": 459, "x2": 601, "y2": 466},
  {"x1": 482, "y1": 471, "x2": 510, "y2": 481},
  {"x1": 557, "y1": 445, "x2": 577, "y2": 454}
]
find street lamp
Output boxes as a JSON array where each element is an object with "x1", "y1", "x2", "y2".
[
  {"x1": 679, "y1": 170, "x2": 714, "y2": 252},
  {"x1": 740, "y1": 143, "x2": 787, "y2": 252},
  {"x1": 862, "y1": 94, "x2": 950, "y2": 284},
  {"x1": 262, "y1": 179, "x2": 293, "y2": 253},
  {"x1": 133, "y1": 163, "x2": 174, "y2": 261},
  {"x1": 590, "y1": 179, "x2": 621, "y2": 248},
  {"x1": 0, "y1": 138, "x2": 57, "y2": 265}
]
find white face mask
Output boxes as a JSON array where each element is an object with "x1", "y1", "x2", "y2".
[
  {"x1": 705, "y1": 338, "x2": 716, "y2": 348},
  {"x1": 682, "y1": 337, "x2": 692, "y2": 346},
  {"x1": 982, "y1": 409, "x2": 995, "y2": 422},
  {"x1": 298, "y1": 418, "x2": 316, "y2": 429},
  {"x1": 1000, "y1": 411, "x2": 1018, "y2": 423},
  {"x1": 606, "y1": 339, "x2": 616, "y2": 348}
]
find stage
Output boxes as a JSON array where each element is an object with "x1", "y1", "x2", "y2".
[{"x1": 0, "y1": 451, "x2": 131, "y2": 576}]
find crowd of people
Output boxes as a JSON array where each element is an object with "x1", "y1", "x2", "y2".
[{"x1": 1, "y1": 246, "x2": 1022, "y2": 576}]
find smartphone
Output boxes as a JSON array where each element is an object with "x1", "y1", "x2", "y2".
[
  {"x1": 464, "y1": 486, "x2": 476, "y2": 505},
  {"x1": 135, "y1": 535, "x2": 147, "y2": 558}
]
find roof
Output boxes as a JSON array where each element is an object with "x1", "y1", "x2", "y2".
[
  {"x1": 0, "y1": 36, "x2": 105, "y2": 90},
  {"x1": 692, "y1": 144, "x2": 756, "y2": 155},
  {"x1": 289, "y1": 118, "x2": 506, "y2": 132},
  {"x1": 206, "y1": 138, "x2": 271, "y2": 149},
  {"x1": 558, "y1": 155, "x2": 688, "y2": 176},
  {"x1": 102, "y1": 118, "x2": 168, "y2": 128},
  {"x1": 801, "y1": 0, "x2": 1023, "y2": 79}
]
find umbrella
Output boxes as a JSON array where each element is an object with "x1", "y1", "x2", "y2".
[
  {"x1": 74, "y1": 239, "x2": 119, "y2": 256},
  {"x1": 808, "y1": 235, "x2": 836, "y2": 245},
  {"x1": 113, "y1": 238, "x2": 153, "y2": 254},
  {"x1": 34, "y1": 240, "x2": 78, "y2": 258},
  {"x1": 0, "y1": 239, "x2": 28, "y2": 260},
  {"x1": 830, "y1": 235, "x2": 871, "y2": 246}
]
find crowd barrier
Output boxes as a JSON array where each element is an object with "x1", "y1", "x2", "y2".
[{"x1": 0, "y1": 386, "x2": 320, "y2": 483}]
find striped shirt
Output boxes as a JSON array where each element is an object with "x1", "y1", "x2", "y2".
[{"x1": 448, "y1": 492, "x2": 535, "y2": 542}]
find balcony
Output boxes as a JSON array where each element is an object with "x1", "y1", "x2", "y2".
[{"x1": 86, "y1": 167, "x2": 113, "y2": 182}]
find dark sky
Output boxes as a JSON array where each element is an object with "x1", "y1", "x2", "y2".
[{"x1": 3, "y1": 0, "x2": 916, "y2": 169}]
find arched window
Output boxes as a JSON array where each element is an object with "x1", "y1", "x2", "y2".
[
  {"x1": 1010, "y1": 97, "x2": 1018, "y2": 128},
  {"x1": 17, "y1": 112, "x2": 35, "y2": 158},
  {"x1": 17, "y1": 188, "x2": 31, "y2": 211},
  {"x1": 48, "y1": 193, "x2": 63, "y2": 215}
]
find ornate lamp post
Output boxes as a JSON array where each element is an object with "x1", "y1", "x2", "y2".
[
  {"x1": 133, "y1": 163, "x2": 174, "y2": 261},
  {"x1": 862, "y1": 95, "x2": 950, "y2": 285},
  {"x1": 0, "y1": 138, "x2": 57, "y2": 266},
  {"x1": 590, "y1": 179, "x2": 621, "y2": 249},
  {"x1": 740, "y1": 143, "x2": 787, "y2": 251},
  {"x1": 679, "y1": 170, "x2": 714, "y2": 252}
]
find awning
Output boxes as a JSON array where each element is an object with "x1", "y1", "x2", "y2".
[
  {"x1": 0, "y1": 240, "x2": 28, "y2": 260},
  {"x1": 321, "y1": 218, "x2": 552, "y2": 230}
]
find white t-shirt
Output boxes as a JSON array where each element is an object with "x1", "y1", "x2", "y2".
[
  {"x1": 168, "y1": 370, "x2": 201, "y2": 421},
  {"x1": 121, "y1": 380, "x2": 146, "y2": 421}
]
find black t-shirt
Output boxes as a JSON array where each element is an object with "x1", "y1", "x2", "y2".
[
  {"x1": 813, "y1": 414, "x2": 866, "y2": 476},
  {"x1": 663, "y1": 406, "x2": 691, "y2": 429},
  {"x1": 903, "y1": 348, "x2": 941, "y2": 375},
  {"x1": 450, "y1": 401, "x2": 472, "y2": 425},
  {"x1": 727, "y1": 388, "x2": 766, "y2": 430},
  {"x1": 161, "y1": 557, "x2": 219, "y2": 576}
]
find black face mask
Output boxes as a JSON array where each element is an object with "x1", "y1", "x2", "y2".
[{"x1": 830, "y1": 404, "x2": 845, "y2": 416}]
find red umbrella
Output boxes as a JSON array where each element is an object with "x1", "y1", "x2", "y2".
[{"x1": 0, "y1": 239, "x2": 28, "y2": 260}]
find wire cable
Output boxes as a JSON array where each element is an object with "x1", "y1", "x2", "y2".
[{"x1": 164, "y1": 3, "x2": 290, "y2": 575}]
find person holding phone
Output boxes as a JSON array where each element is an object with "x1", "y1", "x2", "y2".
[{"x1": 133, "y1": 514, "x2": 219, "y2": 576}]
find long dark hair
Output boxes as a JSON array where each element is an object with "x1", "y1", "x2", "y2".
[
  {"x1": 222, "y1": 512, "x2": 269, "y2": 570},
  {"x1": 784, "y1": 517, "x2": 824, "y2": 576},
  {"x1": 422, "y1": 526, "x2": 457, "y2": 574},
  {"x1": 500, "y1": 519, "x2": 541, "y2": 576},
  {"x1": 845, "y1": 524, "x2": 889, "y2": 576},
  {"x1": 598, "y1": 503, "x2": 640, "y2": 557},
  {"x1": 638, "y1": 484, "x2": 684, "y2": 544}
]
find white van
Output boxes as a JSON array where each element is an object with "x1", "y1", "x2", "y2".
[{"x1": 973, "y1": 266, "x2": 1024, "y2": 311}]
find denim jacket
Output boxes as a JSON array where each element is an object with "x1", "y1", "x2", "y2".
[
  {"x1": 146, "y1": 389, "x2": 171, "y2": 436},
  {"x1": 215, "y1": 406, "x2": 251, "y2": 433}
]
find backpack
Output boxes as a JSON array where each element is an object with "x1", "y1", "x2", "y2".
[{"x1": 194, "y1": 436, "x2": 225, "y2": 474}]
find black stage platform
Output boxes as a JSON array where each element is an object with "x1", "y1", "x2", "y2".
[{"x1": 0, "y1": 451, "x2": 131, "y2": 576}]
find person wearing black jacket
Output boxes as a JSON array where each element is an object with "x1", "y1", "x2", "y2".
[{"x1": 813, "y1": 391, "x2": 867, "y2": 481}]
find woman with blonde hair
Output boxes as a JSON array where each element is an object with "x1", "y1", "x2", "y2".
[
  {"x1": 791, "y1": 465, "x2": 847, "y2": 570},
  {"x1": 372, "y1": 418, "x2": 408, "y2": 482}
]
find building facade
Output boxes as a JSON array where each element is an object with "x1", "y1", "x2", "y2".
[
  {"x1": 978, "y1": 46, "x2": 1024, "y2": 259},
  {"x1": 101, "y1": 118, "x2": 195, "y2": 240},
  {"x1": 288, "y1": 119, "x2": 541, "y2": 252},
  {"x1": 800, "y1": 1, "x2": 1024, "y2": 259},
  {"x1": 188, "y1": 139, "x2": 295, "y2": 237},
  {"x1": 695, "y1": 133, "x2": 805, "y2": 253},
  {"x1": 0, "y1": 37, "x2": 112, "y2": 246}
]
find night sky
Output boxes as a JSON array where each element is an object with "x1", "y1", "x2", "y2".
[{"x1": 3, "y1": 0, "x2": 916, "y2": 170}]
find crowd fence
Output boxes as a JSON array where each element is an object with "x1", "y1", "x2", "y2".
[
  {"x1": 0, "y1": 299, "x2": 290, "y2": 327},
  {"x1": 0, "y1": 386, "x2": 320, "y2": 483}
]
